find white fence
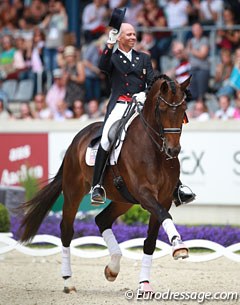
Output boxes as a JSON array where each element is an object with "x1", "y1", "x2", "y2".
[{"x1": 0, "y1": 233, "x2": 240, "y2": 263}]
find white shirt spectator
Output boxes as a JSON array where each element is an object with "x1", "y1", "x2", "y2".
[
  {"x1": 215, "y1": 106, "x2": 235, "y2": 120},
  {"x1": 200, "y1": 0, "x2": 223, "y2": 24},
  {"x1": 82, "y1": 1, "x2": 107, "y2": 31},
  {"x1": 165, "y1": 0, "x2": 189, "y2": 29},
  {"x1": 196, "y1": 112, "x2": 211, "y2": 121},
  {"x1": 124, "y1": 0, "x2": 143, "y2": 27},
  {"x1": 31, "y1": 41, "x2": 45, "y2": 73}
]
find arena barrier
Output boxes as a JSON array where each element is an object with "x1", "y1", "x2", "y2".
[{"x1": 0, "y1": 233, "x2": 239, "y2": 263}]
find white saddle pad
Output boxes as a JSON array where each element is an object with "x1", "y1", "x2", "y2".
[{"x1": 86, "y1": 112, "x2": 139, "y2": 166}]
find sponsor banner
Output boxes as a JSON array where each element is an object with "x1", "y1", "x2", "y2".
[
  {"x1": 48, "y1": 130, "x2": 240, "y2": 205},
  {"x1": 0, "y1": 133, "x2": 48, "y2": 186},
  {"x1": 180, "y1": 131, "x2": 240, "y2": 205}
]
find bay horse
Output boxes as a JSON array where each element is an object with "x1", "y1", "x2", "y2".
[{"x1": 20, "y1": 74, "x2": 190, "y2": 293}]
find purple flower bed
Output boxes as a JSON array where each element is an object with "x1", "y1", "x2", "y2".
[{"x1": 11, "y1": 214, "x2": 240, "y2": 247}]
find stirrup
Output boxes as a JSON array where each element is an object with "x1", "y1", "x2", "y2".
[
  {"x1": 90, "y1": 184, "x2": 106, "y2": 206},
  {"x1": 174, "y1": 184, "x2": 196, "y2": 206}
]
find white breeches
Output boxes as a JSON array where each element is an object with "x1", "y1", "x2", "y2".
[{"x1": 100, "y1": 102, "x2": 130, "y2": 151}]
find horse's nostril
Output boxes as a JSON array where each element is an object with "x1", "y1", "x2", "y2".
[{"x1": 167, "y1": 146, "x2": 180, "y2": 157}]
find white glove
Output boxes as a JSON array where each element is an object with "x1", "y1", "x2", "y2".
[
  {"x1": 107, "y1": 29, "x2": 119, "y2": 44},
  {"x1": 133, "y1": 92, "x2": 146, "y2": 104}
]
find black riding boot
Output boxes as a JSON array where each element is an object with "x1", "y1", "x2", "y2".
[
  {"x1": 91, "y1": 145, "x2": 109, "y2": 205},
  {"x1": 173, "y1": 180, "x2": 196, "y2": 207}
]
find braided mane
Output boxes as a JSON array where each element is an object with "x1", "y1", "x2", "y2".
[{"x1": 146, "y1": 73, "x2": 176, "y2": 95}]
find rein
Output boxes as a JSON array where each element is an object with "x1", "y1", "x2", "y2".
[{"x1": 134, "y1": 90, "x2": 186, "y2": 160}]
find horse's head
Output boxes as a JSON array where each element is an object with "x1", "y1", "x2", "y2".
[{"x1": 142, "y1": 74, "x2": 191, "y2": 159}]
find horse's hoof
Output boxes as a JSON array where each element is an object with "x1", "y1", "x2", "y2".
[
  {"x1": 137, "y1": 282, "x2": 154, "y2": 299},
  {"x1": 63, "y1": 286, "x2": 77, "y2": 293},
  {"x1": 173, "y1": 248, "x2": 189, "y2": 260},
  {"x1": 172, "y1": 238, "x2": 189, "y2": 260},
  {"x1": 104, "y1": 265, "x2": 118, "y2": 282}
]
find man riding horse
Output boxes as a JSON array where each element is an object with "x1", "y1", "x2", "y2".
[{"x1": 91, "y1": 22, "x2": 196, "y2": 206}]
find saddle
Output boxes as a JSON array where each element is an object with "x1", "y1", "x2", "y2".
[{"x1": 86, "y1": 103, "x2": 138, "y2": 166}]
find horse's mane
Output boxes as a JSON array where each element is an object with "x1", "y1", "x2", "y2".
[{"x1": 146, "y1": 73, "x2": 176, "y2": 95}]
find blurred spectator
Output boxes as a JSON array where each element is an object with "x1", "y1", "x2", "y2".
[
  {"x1": 91, "y1": 34, "x2": 111, "y2": 99},
  {"x1": 0, "y1": 98, "x2": 13, "y2": 119},
  {"x1": 100, "y1": 97, "x2": 109, "y2": 117},
  {"x1": 22, "y1": 0, "x2": 47, "y2": 29},
  {"x1": 136, "y1": 32, "x2": 159, "y2": 70},
  {"x1": 56, "y1": 48, "x2": 65, "y2": 69},
  {"x1": 198, "y1": 0, "x2": 223, "y2": 26},
  {"x1": 30, "y1": 28, "x2": 45, "y2": 73},
  {"x1": 217, "y1": 47, "x2": 240, "y2": 98},
  {"x1": 214, "y1": 94, "x2": 235, "y2": 119},
  {"x1": 108, "y1": 0, "x2": 128, "y2": 10},
  {"x1": 30, "y1": 27, "x2": 45, "y2": 94},
  {"x1": 137, "y1": 0, "x2": 172, "y2": 66},
  {"x1": 82, "y1": 41, "x2": 102, "y2": 102},
  {"x1": 17, "y1": 102, "x2": 34, "y2": 120},
  {"x1": 211, "y1": 48, "x2": 233, "y2": 93},
  {"x1": 188, "y1": 0, "x2": 201, "y2": 25},
  {"x1": 166, "y1": 40, "x2": 191, "y2": 83},
  {"x1": 82, "y1": 0, "x2": 108, "y2": 43},
  {"x1": 45, "y1": 68, "x2": 66, "y2": 113},
  {"x1": 188, "y1": 100, "x2": 211, "y2": 121},
  {"x1": 33, "y1": 93, "x2": 53, "y2": 119},
  {"x1": 72, "y1": 99, "x2": 89, "y2": 121},
  {"x1": 0, "y1": 0, "x2": 19, "y2": 31},
  {"x1": 63, "y1": 46, "x2": 86, "y2": 108},
  {"x1": 164, "y1": 0, "x2": 191, "y2": 29},
  {"x1": 39, "y1": 0, "x2": 68, "y2": 74},
  {"x1": 216, "y1": 7, "x2": 240, "y2": 52},
  {"x1": 125, "y1": 0, "x2": 143, "y2": 27},
  {"x1": 0, "y1": 35, "x2": 16, "y2": 80},
  {"x1": 53, "y1": 99, "x2": 73, "y2": 121},
  {"x1": 87, "y1": 99, "x2": 102, "y2": 119},
  {"x1": 13, "y1": 37, "x2": 32, "y2": 80},
  {"x1": 233, "y1": 90, "x2": 240, "y2": 119},
  {"x1": 187, "y1": 23, "x2": 210, "y2": 102},
  {"x1": 225, "y1": 0, "x2": 240, "y2": 24}
]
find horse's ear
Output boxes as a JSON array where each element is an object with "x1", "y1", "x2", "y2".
[
  {"x1": 160, "y1": 80, "x2": 168, "y2": 94},
  {"x1": 180, "y1": 75, "x2": 192, "y2": 91}
]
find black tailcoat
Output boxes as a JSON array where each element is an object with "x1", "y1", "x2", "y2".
[{"x1": 99, "y1": 46, "x2": 155, "y2": 116}]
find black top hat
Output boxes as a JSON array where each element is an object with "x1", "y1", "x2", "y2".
[{"x1": 109, "y1": 7, "x2": 127, "y2": 32}]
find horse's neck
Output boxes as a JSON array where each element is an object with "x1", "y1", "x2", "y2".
[{"x1": 141, "y1": 97, "x2": 159, "y2": 132}]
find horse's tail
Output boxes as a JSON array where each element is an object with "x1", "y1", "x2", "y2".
[{"x1": 20, "y1": 159, "x2": 64, "y2": 243}]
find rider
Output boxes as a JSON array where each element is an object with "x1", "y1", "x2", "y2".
[{"x1": 91, "y1": 23, "x2": 195, "y2": 206}]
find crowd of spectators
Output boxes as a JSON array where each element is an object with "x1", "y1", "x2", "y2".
[{"x1": 0, "y1": 0, "x2": 240, "y2": 122}]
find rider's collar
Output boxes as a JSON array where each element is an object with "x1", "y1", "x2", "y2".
[{"x1": 118, "y1": 48, "x2": 133, "y2": 62}]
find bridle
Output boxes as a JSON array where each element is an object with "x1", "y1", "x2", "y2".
[
  {"x1": 156, "y1": 93, "x2": 186, "y2": 134},
  {"x1": 135, "y1": 90, "x2": 186, "y2": 160}
]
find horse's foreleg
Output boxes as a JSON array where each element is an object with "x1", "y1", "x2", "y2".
[
  {"x1": 102, "y1": 229, "x2": 122, "y2": 281},
  {"x1": 162, "y1": 218, "x2": 188, "y2": 259},
  {"x1": 95, "y1": 201, "x2": 132, "y2": 281},
  {"x1": 138, "y1": 215, "x2": 160, "y2": 295},
  {"x1": 140, "y1": 195, "x2": 188, "y2": 260}
]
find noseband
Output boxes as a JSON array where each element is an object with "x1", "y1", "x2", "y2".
[{"x1": 135, "y1": 90, "x2": 186, "y2": 159}]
